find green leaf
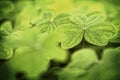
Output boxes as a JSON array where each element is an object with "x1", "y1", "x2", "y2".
[
  {"x1": 40, "y1": 33, "x2": 67, "y2": 61},
  {"x1": 0, "y1": 45, "x2": 13, "y2": 59},
  {"x1": 14, "y1": 5, "x2": 41, "y2": 30},
  {"x1": 78, "y1": 48, "x2": 120, "y2": 80},
  {"x1": 57, "y1": 13, "x2": 116, "y2": 49},
  {"x1": 0, "y1": 21, "x2": 13, "y2": 33},
  {"x1": 6, "y1": 27, "x2": 42, "y2": 48},
  {"x1": 0, "y1": 1, "x2": 14, "y2": 13},
  {"x1": 54, "y1": 13, "x2": 71, "y2": 26},
  {"x1": 36, "y1": 21, "x2": 55, "y2": 33},
  {"x1": 57, "y1": 49, "x2": 98, "y2": 80},
  {"x1": 35, "y1": 13, "x2": 71, "y2": 33},
  {"x1": 30, "y1": 10, "x2": 52, "y2": 25},
  {"x1": 58, "y1": 68, "x2": 85, "y2": 80},
  {"x1": 85, "y1": 22, "x2": 117, "y2": 46},
  {"x1": 68, "y1": 49, "x2": 98, "y2": 69},
  {"x1": 0, "y1": 46, "x2": 49, "y2": 79},
  {"x1": 86, "y1": 14, "x2": 106, "y2": 27},
  {"x1": 70, "y1": 14, "x2": 87, "y2": 25},
  {"x1": 0, "y1": 30, "x2": 13, "y2": 59},
  {"x1": 56, "y1": 23, "x2": 83, "y2": 49},
  {"x1": 110, "y1": 25, "x2": 120, "y2": 43},
  {"x1": 0, "y1": 33, "x2": 67, "y2": 79},
  {"x1": 57, "y1": 48, "x2": 120, "y2": 80},
  {"x1": 0, "y1": 30, "x2": 7, "y2": 43},
  {"x1": 0, "y1": 1, "x2": 14, "y2": 19}
]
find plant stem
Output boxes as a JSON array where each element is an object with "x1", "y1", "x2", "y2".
[
  {"x1": 82, "y1": 30, "x2": 85, "y2": 48},
  {"x1": 82, "y1": 36, "x2": 85, "y2": 48}
]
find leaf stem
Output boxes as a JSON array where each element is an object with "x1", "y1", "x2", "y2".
[
  {"x1": 82, "y1": 36, "x2": 85, "y2": 48},
  {"x1": 82, "y1": 30, "x2": 85, "y2": 48}
]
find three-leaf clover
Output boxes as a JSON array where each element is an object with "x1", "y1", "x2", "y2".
[
  {"x1": 32, "y1": 13, "x2": 70, "y2": 33},
  {"x1": 56, "y1": 13, "x2": 117, "y2": 49}
]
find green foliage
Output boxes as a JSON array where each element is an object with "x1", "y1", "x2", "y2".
[
  {"x1": 0, "y1": 21, "x2": 13, "y2": 32},
  {"x1": 84, "y1": 21, "x2": 117, "y2": 46},
  {"x1": 14, "y1": 5, "x2": 41, "y2": 29},
  {"x1": 57, "y1": 13, "x2": 117, "y2": 49},
  {"x1": 32, "y1": 13, "x2": 70, "y2": 33},
  {"x1": 57, "y1": 48, "x2": 120, "y2": 80},
  {"x1": 57, "y1": 49, "x2": 98, "y2": 80},
  {"x1": 77, "y1": 48, "x2": 120, "y2": 80},
  {"x1": 0, "y1": 30, "x2": 13, "y2": 59},
  {"x1": 0, "y1": 1, "x2": 14, "y2": 20},
  {"x1": 56, "y1": 22, "x2": 83, "y2": 49},
  {"x1": 0, "y1": 0, "x2": 120, "y2": 80},
  {"x1": 0, "y1": 33, "x2": 67, "y2": 79}
]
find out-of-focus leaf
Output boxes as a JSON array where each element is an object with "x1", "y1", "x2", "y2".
[
  {"x1": 77, "y1": 48, "x2": 120, "y2": 80},
  {"x1": 72, "y1": 1, "x2": 106, "y2": 15},
  {"x1": 0, "y1": 21, "x2": 13, "y2": 33},
  {"x1": 58, "y1": 68, "x2": 85, "y2": 80},
  {"x1": 47, "y1": 0, "x2": 73, "y2": 14},
  {"x1": 14, "y1": 5, "x2": 41, "y2": 29},
  {"x1": 0, "y1": 46, "x2": 49, "y2": 79},
  {"x1": 0, "y1": 45, "x2": 13, "y2": 59},
  {"x1": 30, "y1": 10, "x2": 52, "y2": 25},
  {"x1": 0, "y1": 33, "x2": 67, "y2": 79},
  {"x1": 35, "y1": 0, "x2": 54, "y2": 8},
  {"x1": 57, "y1": 48, "x2": 120, "y2": 80},
  {"x1": 68, "y1": 49, "x2": 98, "y2": 69},
  {"x1": 40, "y1": 33, "x2": 67, "y2": 61},
  {"x1": 6, "y1": 27, "x2": 43, "y2": 48},
  {"x1": 0, "y1": 30, "x2": 13, "y2": 59},
  {"x1": 57, "y1": 49, "x2": 98, "y2": 80},
  {"x1": 0, "y1": 1, "x2": 14, "y2": 19}
]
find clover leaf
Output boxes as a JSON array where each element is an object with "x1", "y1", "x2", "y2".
[
  {"x1": 57, "y1": 49, "x2": 98, "y2": 80},
  {"x1": 0, "y1": 30, "x2": 13, "y2": 59},
  {"x1": 0, "y1": 33, "x2": 67, "y2": 79},
  {"x1": 77, "y1": 48, "x2": 120, "y2": 80},
  {"x1": 84, "y1": 22, "x2": 117, "y2": 46},
  {"x1": 57, "y1": 48, "x2": 120, "y2": 80},
  {"x1": 0, "y1": 46, "x2": 49, "y2": 80},
  {"x1": 0, "y1": 1, "x2": 14, "y2": 20},
  {"x1": 14, "y1": 5, "x2": 42, "y2": 30},
  {"x1": 67, "y1": 49, "x2": 98, "y2": 69},
  {"x1": 110, "y1": 24, "x2": 120, "y2": 43},
  {"x1": 57, "y1": 13, "x2": 117, "y2": 49},
  {"x1": 56, "y1": 23, "x2": 83, "y2": 49},
  {"x1": 54, "y1": 13, "x2": 70, "y2": 26},
  {"x1": 33, "y1": 13, "x2": 70, "y2": 33},
  {"x1": 6, "y1": 27, "x2": 42, "y2": 48},
  {"x1": 0, "y1": 45, "x2": 13, "y2": 59},
  {"x1": 0, "y1": 21, "x2": 13, "y2": 33}
]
